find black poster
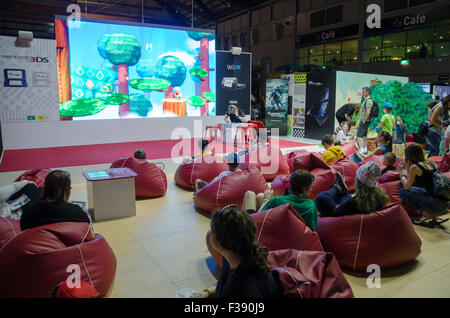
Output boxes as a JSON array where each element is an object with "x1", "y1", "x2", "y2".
[
  {"x1": 305, "y1": 72, "x2": 336, "y2": 140},
  {"x1": 215, "y1": 50, "x2": 252, "y2": 116}
]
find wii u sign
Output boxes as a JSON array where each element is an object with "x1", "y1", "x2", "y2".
[{"x1": 227, "y1": 64, "x2": 241, "y2": 71}]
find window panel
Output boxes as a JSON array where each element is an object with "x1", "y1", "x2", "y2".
[
  {"x1": 342, "y1": 52, "x2": 358, "y2": 64},
  {"x1": 299, "y1": 47, "x2": 309, "y2": 59},
  {"x1": 409, "y1": 0, "x2": 435, "y2": 8},
  {"x1": 309, "y1": 44, "x2": 324, "y2": 56},
  {"x1": 326, "y1": 6, "x2": 343, "y2": 25},
  {"x1": 384, "y1": 0, "x2": 408, "y2": 13},
  {"x1": 407, "y1": 28, "x2": 433, "y2": 44},
  {"x1": 363, "y1": 49, "x2": 382, "y2": 63},
  {"x1": 435, "y1": 41, "x2": 450, "y2": 57},
  {"x1": 364, "y1": 36, "x2": 382, "y2": 50},
  {"x1": 406, "y1": 43, "x2": 431, "y2": 59},
  {"x1": 382, "y1": 47, "x2": 405, "y2": 60},
  {"x1": 325, "y1": 53, "x2": 341, "y2": 66},
  {"x1": 383, "y1": 32, "x2": 406, "y2": 47},
  {"x1": 299, "y1": 57, "x2": 308, "y2": 66},
  {"x1": 435, "y1": 25, "x2": 450, "y2": 42},
  {"x1": 310, "y1": 10, "x2": 325, "y2": 28},
  {"x1": 309, "y1": 55, "x2": 324, "y2": 66},
  {"x1": 342, "y1": 39, "x2": 358, "y2": 52},
  {"x1": 325, "y1": 42, "x2": 341, "y2": 54}
]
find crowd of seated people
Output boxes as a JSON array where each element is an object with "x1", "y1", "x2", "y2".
[{"x1": 3, "y1": 100, "x2": 450, "y2": 299}]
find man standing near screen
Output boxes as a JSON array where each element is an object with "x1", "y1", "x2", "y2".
[
  {"x1": 357, "y1": 87, "x2": 373, "y2": 155},
  {"x1": 224, "y1": 105, "x2": 247, "y2": 123}
]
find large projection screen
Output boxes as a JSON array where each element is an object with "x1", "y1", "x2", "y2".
[{"x1": 55, "y1": 17, "x2": 215, "y2": 120}]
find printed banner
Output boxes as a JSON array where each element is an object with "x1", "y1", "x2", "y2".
[
  {"x1": 0, "y1": 36, "x2": 59, "y2": 123},
  {"x1": 215, "y1": 50, "x2": 251, "y2": 116},
  {"x1": 265, "y1": 78, "x2": 289, "y2": 136}
]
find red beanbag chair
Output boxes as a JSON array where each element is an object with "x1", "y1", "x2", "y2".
[
  {"x1": 341, "y1": 142, "x2": 356, "y2": 157},
  {"x1": 14, "y1": 168, "x2": 52, "y2": 187},
  {"x1": 268, "y1": 249, "x2": 354, "y2": 298},
  {"x1": 110, "y1": 157, "x2": 167, "y2": 198},
  {"x1": 239, "y1": 143, "x2": 290, "y2": 181},
  {"x1": 438, "y1": 153, "x2": 450, "y2": 173},
  {"x1": 358, "y1": 154, "x2": 385, "y2": 170},
  {"x1": 317, "y1": 203, "x2": 422, "y2": 271},
  {"x1": 272, "y1": 152, "x2": 336, "y2": 200},
  {"x1": 194, "y1": 167, "x2": 268, "y2": 215},
  {"x1": 330, "y1": 158, "x2": 358, "y2": 193},
  {"x1": 0, "y1": 217, "x2": 20, "y2": 247},
  {"x1": 377, "y1": 171, "x2": 419, "y2": 217},
  {"x1": 206, "y1": 203, "x2": 323, "y2": 268},
  {"x1": 0, "y1": 222, "x2": 116, "y2": 298},
  {"x1": 174, "y1": 155, "x2": 228, "y2": 190}
]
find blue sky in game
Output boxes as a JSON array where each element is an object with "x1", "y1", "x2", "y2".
[{"x1": 67, "y1": 20, "x2": 215, "y2": 119}]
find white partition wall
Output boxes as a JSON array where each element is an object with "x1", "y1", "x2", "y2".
[{"x1": 2, "y1": 116, "x2": 223, "y2": 149}]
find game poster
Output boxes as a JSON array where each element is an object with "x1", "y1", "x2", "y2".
[{"x1": 265, "y1": 78, "x2": 289, "y2": 136}]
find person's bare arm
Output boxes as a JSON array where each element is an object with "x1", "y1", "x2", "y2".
[
  {"x1": 400, "y1": 165, "x2": 421, "y2": 190},
  {"x1": 430, "y1": 105, "x2": 443, "y2": 127}
]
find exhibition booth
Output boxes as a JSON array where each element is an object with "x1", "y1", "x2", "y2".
[{"x1": 0, "y1": 15, "x2": 446, "y2": 299}]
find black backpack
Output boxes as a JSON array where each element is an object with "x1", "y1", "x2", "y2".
[
  {"x1": 367, "y1": 98, "x2": 379, "y2": 120},
  {"x1": 426, "y1": 162, "x2": 450, "y2": 201}
]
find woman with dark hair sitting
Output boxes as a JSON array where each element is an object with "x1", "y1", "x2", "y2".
[
  {"x1": 20, "y1": 170, "x2": 94, "y2": 239},
  {"x1": 398, "y1": 144, "x2": 449, "y2": 224},
  {"x1": 194, "y1": 205, "x2": 283, "y2": 298},
  {"x1": 315, "y1": 162, "x2": 390, "y2": 217}
]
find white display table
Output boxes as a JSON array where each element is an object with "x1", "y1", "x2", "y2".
[{"x1": 83, "y1": 168, "x2": 137, "y2": 222}]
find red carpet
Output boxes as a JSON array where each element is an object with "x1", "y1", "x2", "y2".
[{"x1": 0, "y1": 138, "x2": 312, "y2": 172}]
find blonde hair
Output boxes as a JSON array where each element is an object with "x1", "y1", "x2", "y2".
[{"x1": 395, "y1": 116, "x2": 403, "y2": 124}]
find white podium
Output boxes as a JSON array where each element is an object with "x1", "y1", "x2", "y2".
[{"x1": 83, "y1": 168, "x2": 137, "y2": 222}]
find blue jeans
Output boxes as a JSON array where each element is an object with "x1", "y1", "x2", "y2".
[
  {"x1": 426, "y1": 130, "x2": 442, "y2": 157},
  {"x1": 399, "y1": 187, "x2": 448, "y2": 215},
  {"x1": 315, "y1": 186, "x2": 352, "y2": 217}
]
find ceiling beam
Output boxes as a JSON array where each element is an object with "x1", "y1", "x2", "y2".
[
  {"x1": 153, "y1": 0, "x2": 192, "y2": 27},
  {"x1": 193, "y1": 0, "x2": 217, "y2": 21}
]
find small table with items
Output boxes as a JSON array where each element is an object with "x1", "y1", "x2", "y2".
[
  {"x1": 220, "y1": 123, "x2": 258, "y2": 144},
  {"x1": 83, "y1": 168, "x2": 137, "y2": 222}
]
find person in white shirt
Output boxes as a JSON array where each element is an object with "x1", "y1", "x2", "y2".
[{"x1": 0, "y1": 180, "x2": 39, "y2": 220}]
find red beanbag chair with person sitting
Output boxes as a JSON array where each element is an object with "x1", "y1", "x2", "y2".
[
  {"x1": 377, "y1": 170, "x2": 419, "y2": 217},
  {"x1": 206, "y1": 204, "x2": 323, "y2": 268},
  {"x1": 194, "y1": 167, "x2": 268, "y2": 215},
  {"x1": 317, "y1": 203, "x2": 422, "y2": 271},
  {"x1": 174, "y1": 155, "x2": 228, "y2": 190},
  {"x1": 0, "y1": 217, "x2": 21, "y2": 248},
  {"x1": 358, "y1": 154, "x2": 385, "y2": 170},
  {"x1": 268, "y1": 249, "x2": 354, "y2": 298},
  {"x1": 271, "y1": 152, "x2": 336, "y2": 199},
  {"x1": 0, "y1": 222, "x2": 117, "y2": 298},
  {"x1": 330, "y1": 158, "x2": 358, "y2": 193},
  {"x1": 438, "y1": 153, "x2": 450, "y2": 173},
  {"x1": 110, "y1": 157, "x2": 167, "y2": 198},
  {"x1": 14, "y1": 168, "x2": 52, "y2": 187},
  {"x1": 239, "y1": 143, "x2": 290, "y2": 181}
]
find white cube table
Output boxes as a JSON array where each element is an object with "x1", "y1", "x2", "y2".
[{"x1": 83, "y1": 168, "x2": 137, "y2": 222}]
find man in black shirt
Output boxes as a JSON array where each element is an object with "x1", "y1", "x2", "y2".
[
  {"x1": 335, "y1": 103, "x2": 360, "y2": 125},
  {"x1": 224, "y1": 105, "x2": 247, "y2": 123}
]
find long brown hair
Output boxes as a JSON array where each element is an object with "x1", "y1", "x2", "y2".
[
  {"x1": 40, "y1": 170, "x2": 72, "y2": 204},
  {"x1": 405, "y1": 144, "x2": 426, "y2": 170},
  {"x1": 211, "y1": 205, "x2": 269, "y2": 274},
  {"x1": 354, "y1": 179, "x2": 390, "y2": 213}
]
